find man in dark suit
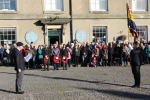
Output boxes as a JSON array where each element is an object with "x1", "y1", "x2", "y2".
[
  {"x1": 14, "y1": 42, "x2": 27, "y2": 94},
  {"x1": 131, "y1": 41, "x2": 142, "y2": 88}
]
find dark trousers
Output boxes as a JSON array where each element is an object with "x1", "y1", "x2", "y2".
[
  {"x1": 59, "y1": 57, "x2": 62, "y2": 67},
  {"x1": 108, "y1": 55, "x2": 114, "y2": 66},
  {"x1": 75, "y1": 56, "x2": 79, "y2": 67},
  {"x1": 27, "y1": 59, "x2": 33, "y2": 68},
  {"x1": 44, "y1": 64, "x2": 49, "y2": 70},
  {"x1": 96, "y1": 57, "x2": 99, "y2": 66},
  {"x1": 103, "y1": 59, "x2": 107, "y2": 66},
  {"x1": 63, "y1": 63, "x2": 67, "y2": 70},
  {"x1": 148, "y1": 57, "x2": 150, "y2": 64},
  {"x1": 54, "y1": 63, "x2": 59, "y2": 70},
  {"x1": 132, "y1": 65, "x2": 141, "y2": 86},
  {"x1": 68, "y1": 59, "x2": 71, "y2": 67},
  {"x1": 82, "y1": 55, "x2": 87, "y2": 66},
  {"x1": 16, "y1": 70, "x2": 24, "y2": 92}
]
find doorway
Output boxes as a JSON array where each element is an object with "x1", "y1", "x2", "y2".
[
  {"x1": 48, "y1": 29, "x2": 62, "y2": 46},
  {"x1": 48, "y1": 36, "x2": 59, "y2": 46}
]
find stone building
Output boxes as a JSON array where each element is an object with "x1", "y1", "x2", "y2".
[{"x1": 0, "y1": 0, "x2": 149, "y2": 47}]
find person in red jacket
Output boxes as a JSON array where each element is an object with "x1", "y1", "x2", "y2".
[
  {"x1": 92, "y1": 56, "x2": 97, "y2": 67},
  {"x1": 20, "y1": 45, "x2": 26, "y2": 57}
]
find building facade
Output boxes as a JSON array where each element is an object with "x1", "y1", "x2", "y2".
[{"x1": 0, "y1": 0, "x2": 149, "y2": 47}]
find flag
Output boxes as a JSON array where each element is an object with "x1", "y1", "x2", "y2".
[{"x1": 127, "y1": 3, "x2": 140, "y2": 41}]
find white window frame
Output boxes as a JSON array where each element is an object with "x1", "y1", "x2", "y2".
[
  {"x1": 132, "y1": 0, "x2": 148, "y2": 11},
  {"x1": 0, "y1": 28, "x2": 17, "y2": 45},
  {"x1": 45, "y1": 0, "x2": 63, "y2": 11},
  {"x1": 137, "y1": 26, "x2": 147, "y2": 42},
  {"x1": 91, "y1": 0, "x2": 108, "y2": 11},
  {"x1": 0, "y1": 0, "x2": 17, "y2": 11},
  {"x1": 92, "y1": 26, "x2": 107, "y2": 44}
]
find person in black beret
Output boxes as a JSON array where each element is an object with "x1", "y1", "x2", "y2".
[
  {"x1": 14, "y1": 42, "x2": 27, "y2": 94},
  {"x1": 131, "y1": 41, "x2": 142, "y2": 88}
]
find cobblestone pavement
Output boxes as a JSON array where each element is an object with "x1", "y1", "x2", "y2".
[{"x1": 0, "y1": 65, "x2": 150, "y2": 100}]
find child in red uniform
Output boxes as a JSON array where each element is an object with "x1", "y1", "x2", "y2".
[{"x1": 92, "y1": 56, "x2": 97, "y2": 67}]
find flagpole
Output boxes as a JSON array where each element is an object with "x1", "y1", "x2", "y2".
[{"x1": 128, "y1": 28, "x2": 130, "y2": 44}]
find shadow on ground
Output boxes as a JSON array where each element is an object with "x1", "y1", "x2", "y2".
[{"x1": 74, "y1": 87, "x2": 150, "y2": 99}]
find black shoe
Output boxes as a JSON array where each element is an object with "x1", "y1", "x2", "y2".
[
  {"x1": 131, "y1": 85, "x2": 138, "y2": 88},
  {"x1": 16, "y1": 91, "x2": 25, "y2": 94}
]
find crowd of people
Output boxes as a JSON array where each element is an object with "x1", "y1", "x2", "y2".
[{"x1": 0, "y1": 39, "x2": 150, "y2": 71}]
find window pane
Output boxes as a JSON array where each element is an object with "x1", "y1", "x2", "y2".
[
  {"x1": 12, "y1": 35, "x2": 15, "y2": 40},
  {"x1": 4, "y1": 35, "x2": 7, "y2": 39},
  {"x1": 8, "y1": 35, "x2": 11, "y2": 40},
  {"x1": 91, "y1": 0, "x2": 95, "y2": 3},
  {"x1": 12, "y1": 29, "x2": 15, "y2": 34},
  {"x1": 10, "y1": 0, "x2": 16, "y2": 10},
  {"x1": 0, "y1": 35, "x2": 3, "y2": 40},
  {"x1": 4, "y1": 29, "x2": 7, "y2": 34},
  {"x1": 0, "y1": 3, "x2": 4, "y2": 10},
  {"x1": 45, "y1": 0, "x2": 50, "y2": 3},
  {"x1": 8, "y1": 29, "x2": 11, "y2": 34},
  {"x1": 1, "y1": 41, "x2": 4, "y2": 46},
  {"x1": 4, "y1": 3, "x2": 9, "y2": 9},
  {"x1": 0, "y1": 0, "x2": 3, "y2": 2},
  {"x1": 12, "y1": 41, "x2": 15, "y2": 44},
  {"x1": 52, "y1": 4, "x2": 56, "y2": 10},
  {"x1": 46, "y1": 3, "x2": 51, "y2": 11},
  {"x1": 0, "y1": 29, "x2": 3, "y2": 35},
  {"x1": 133, "y1": 0, "x2": 147, "y2": 11},
  {"x1": 56, "y1": 0, "x2": 63, "y2": 11}
]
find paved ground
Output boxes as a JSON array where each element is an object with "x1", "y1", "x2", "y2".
[{"x1": 0, "y1": 65, "x2": 150, "y2": 100}]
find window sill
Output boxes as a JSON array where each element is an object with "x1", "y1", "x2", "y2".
[
  {"x1": 132, "y1": 11, "x2": 149, "y2": 14},
  {"x1": 0, "y1": 11, "x2": 17, "y2": 14},
  {"x1": 89, "y1": 11, "x2": 109, "y2": 14},
  {"x1": 43, "y1": 11, "x2": 65, "y2": 14}
]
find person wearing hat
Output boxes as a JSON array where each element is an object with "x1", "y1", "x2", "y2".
[
  {"x1": 14, "y1": 42, "x2": 27, "y2": 94},
  {"x1": 131, "y1": 41, "x2": 142, "y2": 88},
  {"x1": 66, "y1": 41, "x2": 71, "y2": 48}
]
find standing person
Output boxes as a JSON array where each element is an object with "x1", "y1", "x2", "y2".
[
  {"x1": 67, "y1": 47, "x2": 72, "y2": 67},
  {"x1": 108, "y1": 43, "x2": 114, "y2": 66},
  {"x1": 4, "y1": 45, "x2": 12, "y2": 66},
  {"x1": 131, "y1": 41, "x2": 142, "y2": 88},
  {"x1": 37, "y1": 45, "x2": 43, "y2": 67},
  {"x1": 88, "y1": 42, "x2": 94, "y2": 60},
  {"x1": 59, "y1": 44, "x2": 63, "y2": 67},
  {"x1": 25, "y1": 44, "x2": 34, "y2": 69},
  {"x1": 43, "y1": 44, "x2": 50, "y2": 71},
  {"x1": 61, "y1": 44, "x2": 68, "y2": 70},
  {"x1": 114, "y1": 43, "x2": 122, "y2": 66},
  {"x1": 52, "y1": 44, "x2": 60, "y2": 70},
  {"x1": 66, "y1": 41, "x2": 71, "y2": 48},
  {"x1": 146, "y1": 45, "x2": 150, "y2": 64},
  {"x1": 31, "y1": 44, "x2": 37, "y2": 68},
  {"x1": 71, "y1": 43, "x2": 74, "y2": 65},
  {"x1": 81, "y1": 44, "x2": 88, "y2": 67},
  {"x1": 20, "y1": 45, "x2": 26, "y2": 57},
  {"x1": 92, "y1": 56, "x2": 97, "y2": 67},
  {"x1": 122, "y1": 44, "x2": 130, "y2": 67},
  {"x1": 98, "y1": 45, "x2": 103, "y2": 66},
  {"x1": 55, "y1": 41, "x2": 59, "y2": 48},
  {"x1": 92, "y1": 45, "x2": 99, "y2": 66},
  {"x1": 102, "y1": 45, "x2": 108, "y2": 66},
  {"x1": 140, "y1": 43, "x2": 146, "y2": 65},
  {"x1": 72, "y1": 43, "x2": 80, "y2": 67},
  {"x1": 14, "y1": 42, "x2": 27, "y2": 94},
  {"x1": 50, "y1": 45, "x2": 53, "y2": 65},
  {"x1": 0, "y1": 45, "x2": 4, "y2": 65}
]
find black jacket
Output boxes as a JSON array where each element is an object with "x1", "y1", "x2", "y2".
[
  {"x1": 72, "y1": 47, "x2": 80, "y2": 56},
  {"x1": 60, "y1": 48, "x2": 68, "y2": 57},
  {"x1": 14, "y1": 48, "x2": 25, "y2": 71},
  {"x1": 131, "y1": 47, "x2": 142, "y2": 66},
  {"x1": 43, "y1": 48, "x2": 50, "y2": 57}
]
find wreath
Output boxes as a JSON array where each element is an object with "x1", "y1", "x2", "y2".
[
  {"x1": 62, "y1": 56, "x2": 68, "y2": 63},
  {"x1": 44, "y1": 56, "x2": 49, "y2": 62},
  {"x1": 53, "y1": 56, "x2": 60, "y2": 63}
]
